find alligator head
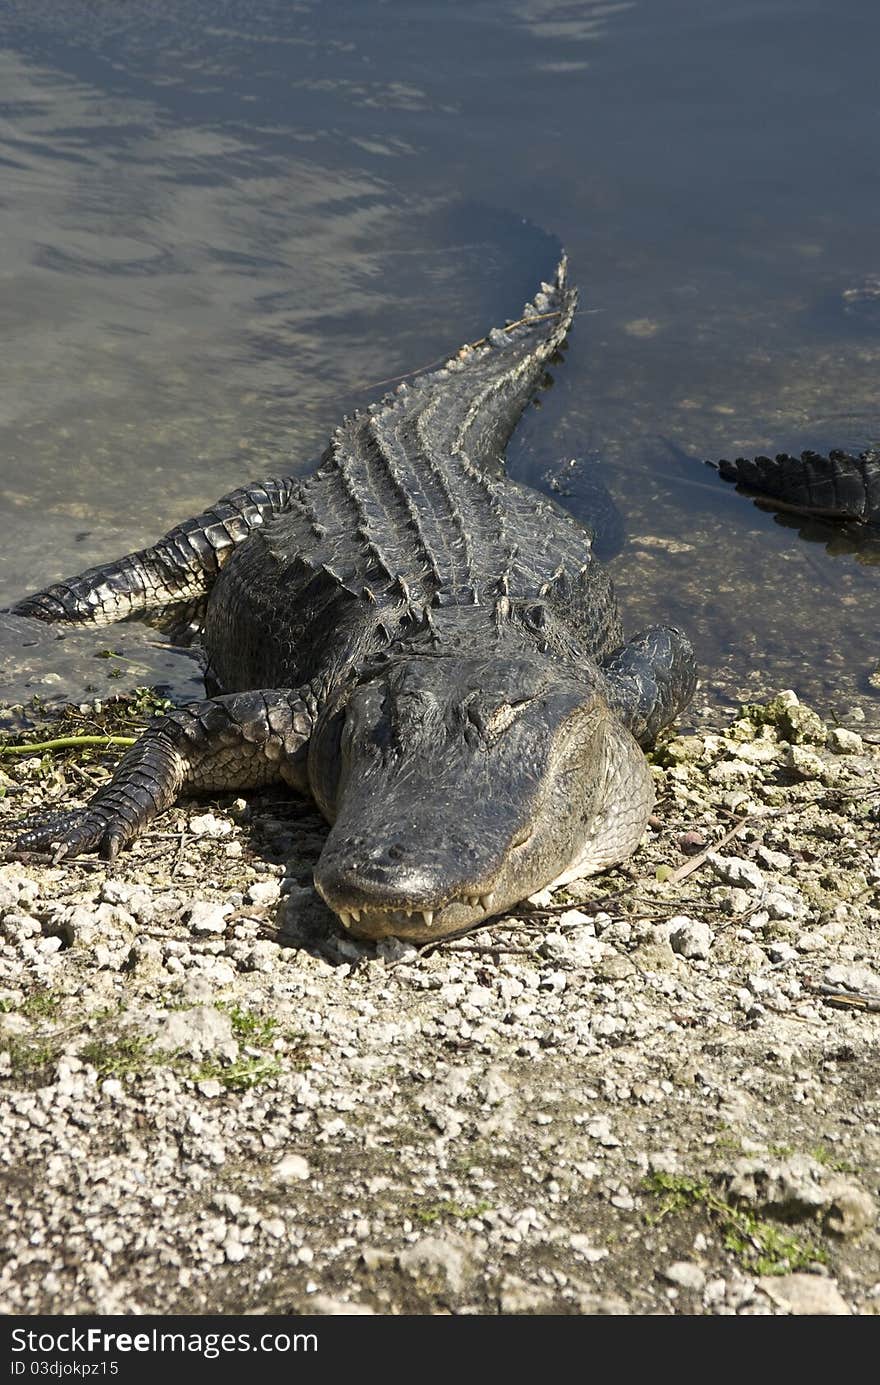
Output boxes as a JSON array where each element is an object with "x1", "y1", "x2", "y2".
[{"x1": 308, "y1": 649, "x2": 653, "y2": 941}]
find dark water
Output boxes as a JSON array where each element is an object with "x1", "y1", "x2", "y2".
[{"x1": 1, "y1": 0, "x2": 878, "y2": 722}]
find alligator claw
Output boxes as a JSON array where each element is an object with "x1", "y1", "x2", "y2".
[
  {"x1": 103, "y1": 833, "x2": 122, "y2": 862},
  {"x1": 16, "y1": 806, "x2": 126, "y2": 863}
]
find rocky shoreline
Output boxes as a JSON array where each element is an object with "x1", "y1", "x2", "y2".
[{"x1": 1, "y1": 688, "x2": 878, "y2": 1315}]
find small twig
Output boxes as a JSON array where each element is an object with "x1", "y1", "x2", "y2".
[
  {"x1": 812, "y1": 985, "x2": 880, "y2": 1014},
  {"x1": 515, "y1": 906, "x2": 584, "y2": 923},
  {"x1": 62, "y1": 764, "x2": 105, "y2": 791},
  {"x1": 8, "y1": 850, "x2": 106, "y2": 871},
  {"x1": 663, "y1": 815, "x2": 753, "y2": 884},
  {"x1": 0, "y1": 735, "x2": 136, "y2": 756},
  {"x1": 443, "y1": 941, "x2": 540, "y2": 956},
  {"x1": 661, "y1": 793, "x2": 846, "y2": 887},
  {"x1": 385, "y1": 936, "x2": 539, "y2": 968},
  {"x1": 170, "y1": 829, "x2": 189, "y2": 878},
  {"x1": 518, "y1": 881, "x2": 639, "y2": 921}
]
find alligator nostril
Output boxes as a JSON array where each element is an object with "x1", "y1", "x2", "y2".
[{"x1": 365, "y1": 841, "x2": 406, "y2": 865}]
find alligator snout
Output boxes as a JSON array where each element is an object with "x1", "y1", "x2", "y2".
[
  {"x1": 314, "y1": 829, "x2": 498, "y2": 940},
  {"x1": 318, "y1": 851, "x2": 444, "y2": 906}
]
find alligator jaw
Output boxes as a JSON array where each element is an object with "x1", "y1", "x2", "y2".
[
  {"x1": 336, "y1": 905, "x2": 438, "y2": 937},
  {"x1": 317, "y1": 887, "x2": 501, "y2": 942}
]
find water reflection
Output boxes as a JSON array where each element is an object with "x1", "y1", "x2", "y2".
[{"x1": 0, "y1": 0, "x2": 877, "y2": 720}]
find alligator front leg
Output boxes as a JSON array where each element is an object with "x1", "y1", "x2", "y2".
[
  {"x1": 601, "y1": 625, "x2": 697, "y2": 747},
  {"x1": 10, "y1": 475, "x2": 302, "y2": 631},
  {"x1": 16, "y1": 686, "x2": 316, "y2": 862}
]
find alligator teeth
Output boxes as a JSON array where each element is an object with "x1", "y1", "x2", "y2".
[
  {"x1": 420, "y1": 910, "x2": 435, "y2": 929},
  {"x1": 349, "y1": 907, "x2": 361, "y2": 923},
  {"x1": 337, "y1": 909, "x2": 353, "y2": 930},
  {"x1": 479, "y1": 892, "x2": 495, "y2": 912}
]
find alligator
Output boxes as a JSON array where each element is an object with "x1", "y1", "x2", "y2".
[
  {"x1": 713, "y1": 447, "x2": 880, "y2": 527},
  {"x1": 10, "y1": 259, "x2": 697, "y2": 941}
]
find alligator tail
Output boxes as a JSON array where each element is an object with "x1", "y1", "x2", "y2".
[
  {"x1": 717, "y1": 446, "x2": 880, "y2": 524},
  {"x1": 330, "y1": 257, "x2": 579, "y2": 476}
]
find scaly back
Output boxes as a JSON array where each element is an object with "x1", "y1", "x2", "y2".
[{"x1": 264, "y1": 259, "x2": 578, "y2": 614}]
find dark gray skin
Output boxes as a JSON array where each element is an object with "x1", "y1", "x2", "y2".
[
  {"x1": 10, "y1": 260, "x2": 696, "y2": 941},
  {"x1": 715, "y1": 447, "x2": 880, "y2": 526}
]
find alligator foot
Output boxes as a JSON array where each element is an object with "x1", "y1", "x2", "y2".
[
  {"x1": 17, "y1": 687, "x2": 316, "y2": 862},
  {"x1": 601, "y1": 625, "x2": 698, "y2": 747}
]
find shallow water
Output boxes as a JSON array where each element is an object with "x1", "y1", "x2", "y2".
[{"x1": 1, "y1": 0, "x2": 878, "y2": 723}]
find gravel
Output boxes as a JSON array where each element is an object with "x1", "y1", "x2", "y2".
[{"x1": 0, "y1": 688, "x2": 878, "y2": 1316}]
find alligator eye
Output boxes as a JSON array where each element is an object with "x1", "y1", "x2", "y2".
[{"x1": 485, "y1": 698, "x2": 532, "y2": 737}]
